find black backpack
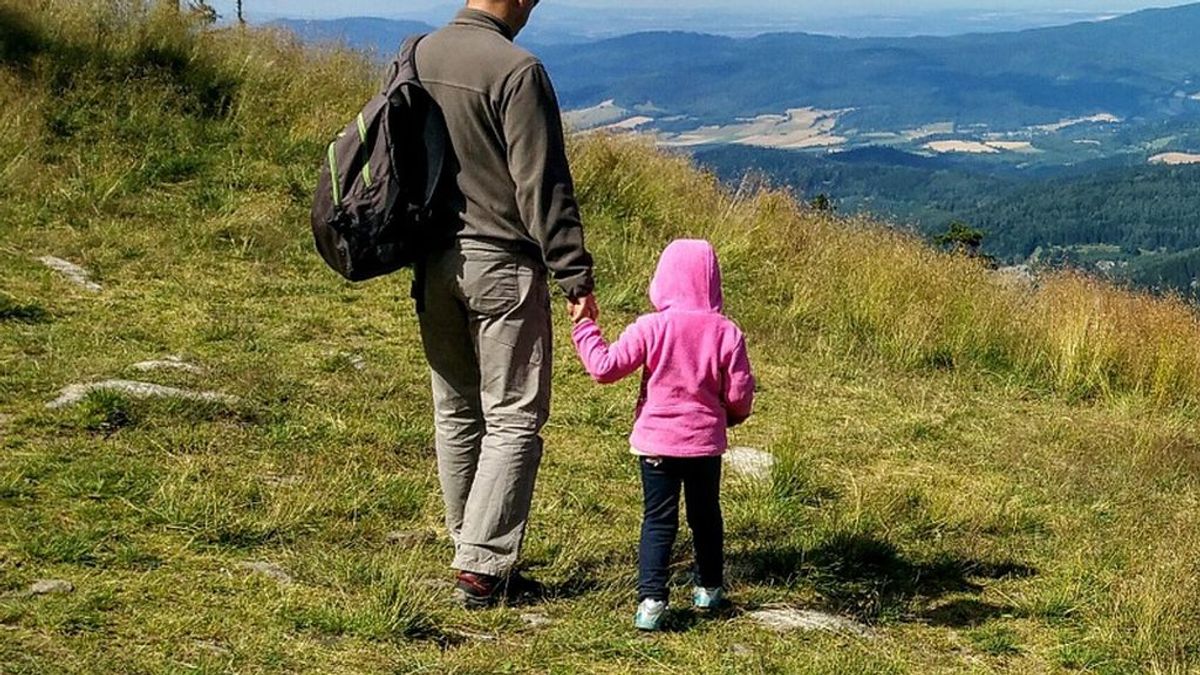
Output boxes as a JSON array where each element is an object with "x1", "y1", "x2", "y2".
[{"x1": 311, "y1": 35, "x2": 446, "y2": 282}]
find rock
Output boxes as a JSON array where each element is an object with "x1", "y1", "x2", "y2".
[
  {"x1": 29, "y1": 579, "x2": 74, "y2": 596},
  {"x1": 724, "y1": 446, "x2": 776, "y2": 481},
  {"x1": 731, "y1": 643, "x2": 753, "y2": 656},
  {"x1": 131, "y1": 356, "x2": 204, "y2": 375},
  {"x1": 385, "y1": 530, "x2": 434, "y2": 547},
  {"x1": 326, "y1": 351, "x2": 367, "y2": 371},
  {"x1": 261, "y1": 473, "x2": 302, "y2": 488},
  {"x1": 996, "y1": 265, "x2": 1036, "y2": 289},
  {"x1": 39, "y1": 256, "x2": 102, "y2": 292},
  {"x1": 447, "y1": 627, "x2": 497, "y2": 641},
  {"x1": 46, "y1": 380, "x2": 239, "y2": 409},
  {"x1": 238, "y1": 561, "x2": 292, "y2": 585},
  {"x1": 520, "y1": 612, "x2": 552, "y2": 628},
  {"x1": 749, "y1": 608, "x2": 872, "y2": 638},
  {"x1": 193, "y1": 640, "x2": 231, "y2": 658}
]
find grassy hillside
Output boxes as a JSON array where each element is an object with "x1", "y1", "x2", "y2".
[{"x1": 7, "y1": 3, "x2": 1200, "y2": 672}]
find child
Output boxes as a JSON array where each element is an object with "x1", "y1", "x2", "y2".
[{"x1": 570, "y1": 239, "x2": 755, "y2": 631}]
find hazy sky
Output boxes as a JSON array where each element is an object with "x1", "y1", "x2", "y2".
[{"x1": 212, "y1": 0, "x2": 1182, "y2": 19}]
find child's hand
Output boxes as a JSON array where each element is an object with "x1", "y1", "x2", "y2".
[{"x1": 567, "y1": 294, "x2": 599, "y2": 324}]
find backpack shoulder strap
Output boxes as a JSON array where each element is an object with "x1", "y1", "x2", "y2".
[
  {"x1": 383, "y1": 33, "x2": 446, "y2": 210},
  {"x1": 386, "y1": 34, "x2": 426, "y2": 100},
  {"x1": 422, "y1": 106, "x2": 446, "y2": 209}
]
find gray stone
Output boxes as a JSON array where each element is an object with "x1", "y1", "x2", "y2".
[
  {"x1": 724, "y1": 446, "x2": 776, "y2": 481},
  {"x1": 385, "y1": 530, "x2": 434, "y2": 547},
  {"x1": 448, "y1": 627, "x2": 497, "y2": 641},
  {"x1": 193, "y1": 640, "x2": 231, "y2": 658},
  {"x1": 520, "y1": 612, "x2": 553, "y2": 628},
  {"x1": 29, "y1": 579, "x2": 74, "y2": 596},
  {"x1": 238, "y1": 561, "x2": 292, "y2": 585},
  {"x1": 131, "y1": 356, "x2": 204, "y2": 375},
  {"x1": 326, "y1": 351, "x2": 367, "y2": 371},
  {"x1": 261, "y1": 473, "x2": 302, "y2": 488},
  {"x1": 731, "y1": 643, "x2": 753, "y2": 656},
  {"x1": 749, "y1": 607, "x2": 872, "y2": 638},
  {"x1": 39, "y1": 256, "x2": 102, "y2": 292},
  {"x1": 996, "y1": 264, "x2": 1036, "y2": 289},
  {"x1": 46, "y1": 380, "x2": 239, "y2": 409}
]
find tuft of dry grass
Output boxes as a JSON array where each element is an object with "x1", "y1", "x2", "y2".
[{"x1": 571, "y1": 134, "x2": 1200, "y2": 408}]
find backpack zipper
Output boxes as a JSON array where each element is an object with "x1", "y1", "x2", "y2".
[
  {"x1": 327, "y1": 140, "x2": 342, "y2": 207},
  {"x1": 356, "y1": 113, "x2": 373, "y2": 188}
]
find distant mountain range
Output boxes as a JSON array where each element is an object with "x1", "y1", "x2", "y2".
[
  {"x1": 273, "y1": 5, "x2": 1200, "y2": 162},
  {"x1": 539, "y1": 3, "x2": 1200, "y2": 133}
]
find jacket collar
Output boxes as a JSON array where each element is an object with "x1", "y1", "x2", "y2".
[{"x1": 452, "y1": 8, "x2": 515, "y2": 41}]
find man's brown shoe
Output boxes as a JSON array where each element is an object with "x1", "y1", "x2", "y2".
[
  {"x1": 454, "y1": 571, "x2": 501, "y2": 609},
  {"x1": 454, "y1": 570, "x2": 545, "y2": 609}
]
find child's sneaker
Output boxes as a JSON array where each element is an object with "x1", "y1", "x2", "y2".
[
  {"x1": 692, "y1": 586, "x2": 723, "y2": 610},
  {"x1": 634, "y1": 598, "x2": 667, "y2": 631}
]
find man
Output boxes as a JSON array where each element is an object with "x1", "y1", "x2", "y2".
[{"x1": 414, "y1": 0, "x2": 598, "y2": 607}]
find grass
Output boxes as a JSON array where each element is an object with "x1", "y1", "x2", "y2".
[{"x1": 5, "y1": 1, "x2": 1200, "y2": 672}]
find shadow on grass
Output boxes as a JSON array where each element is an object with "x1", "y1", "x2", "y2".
[
  {"x1": 656, "y1": 601, "x2": 744, "y2": 633},
  {"x1": 540, "y1": 576, "x2": 605, "y2": 603},
  {"x1": 0, "y1": 296, "x2": 51, "y2": 324},
  {"x1": 0, "y1": 6, "x2": 44, "y2": 69},
  {"x1": 491, "y1": 568, "x2": 608, "y2": 609},
  {"x1": 923, "y1": 598, "x2": 1013, "y2": 628},
  {"x1": 731, "y1": 531, "x2": 1036, "y2": 626}
]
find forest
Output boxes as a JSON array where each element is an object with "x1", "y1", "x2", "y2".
[{"x1": 695, "y1": 145, "x2": 1200, "y2": 295}]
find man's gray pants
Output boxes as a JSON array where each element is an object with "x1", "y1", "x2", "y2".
[{"x1": 417, "y1": 239, "x2": 552, "y2": 577}]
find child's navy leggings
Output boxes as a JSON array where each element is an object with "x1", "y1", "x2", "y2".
[{"x1": 638, "y1": 455, "x2": 724, "y2": 602}]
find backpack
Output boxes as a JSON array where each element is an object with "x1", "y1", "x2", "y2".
[{"x1": 311, "y1": 35, "x2": 446, "y2": 282}]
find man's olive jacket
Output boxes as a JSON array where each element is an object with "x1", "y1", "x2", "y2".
[{"x1": 416, "y1": 8, "x2": 595, "y2": 299}]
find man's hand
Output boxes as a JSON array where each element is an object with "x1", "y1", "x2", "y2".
[{"x1": 567, "y1": 294, "x2": 599, "y2": 323}]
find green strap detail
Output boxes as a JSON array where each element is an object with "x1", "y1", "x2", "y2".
[
  {"x1": 356, "y1": 113, "x2": 373, "y2": 188},
  {"x1": 327, "y1": 141, "x2": 341, "y2": 207}
]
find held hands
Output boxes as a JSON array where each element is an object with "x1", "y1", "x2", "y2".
[{"x1": 567, "y1": 294, "x2": 599, "y2": 324}]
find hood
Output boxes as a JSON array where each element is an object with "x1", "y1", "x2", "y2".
[{"x1": 649, "y1": 239, "x2": 723, "y2": 312}]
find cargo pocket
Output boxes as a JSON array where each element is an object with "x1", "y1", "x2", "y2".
[{"x1": 462, "y1": 256, "x2": 522, "y2": 316}]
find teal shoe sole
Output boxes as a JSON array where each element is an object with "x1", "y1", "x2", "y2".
[
  {"x1": 634, "y1": 603, "x2": 666, "y2": 631},
  {"x1": 692, "y1": 588, "x2": 723, "y2": 610},
  {"x1": 634, "y1": 615, "x2": 664, "y2": 631}
]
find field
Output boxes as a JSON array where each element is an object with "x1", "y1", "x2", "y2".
[{"x1": 5, "y1": 3, "x2": 1200, "y2": 673}]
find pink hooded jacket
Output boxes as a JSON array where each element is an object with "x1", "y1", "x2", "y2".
[{"x1": 571, "y1": 239, "x2": 755, "y2": 458}]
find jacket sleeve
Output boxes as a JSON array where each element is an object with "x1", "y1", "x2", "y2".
[
  {"x1": 723, "y1": 332, "x2": 755, "y2": 426},
  {"x1": 571, "y1": 318, "x2": 646, "y2": 385},
  {"x1": 502, "y1": 62, "x2": 595, "y2": 300}
]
